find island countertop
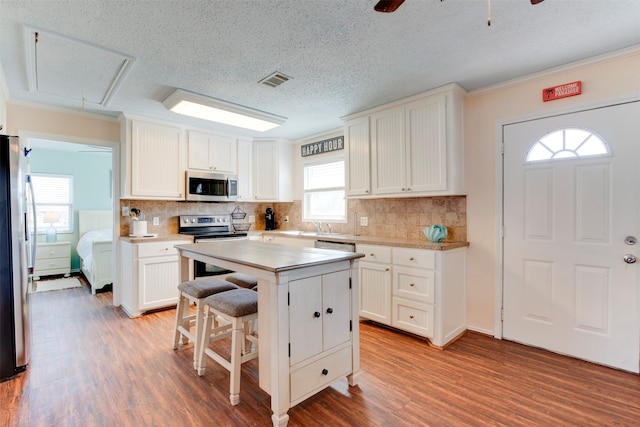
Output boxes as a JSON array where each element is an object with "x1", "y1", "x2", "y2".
[{"x1": 175, "y1": 240, "x2": 365, "y2": 272}]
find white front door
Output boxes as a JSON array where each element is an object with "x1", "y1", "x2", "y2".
[{"x1": 503, "y1": 101, "x2": 640, "y2": 373}]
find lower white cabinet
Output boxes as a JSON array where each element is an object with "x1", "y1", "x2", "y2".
[
  {"x1": 120, "y1": 239, "x2": 191, "y2": 317},
  {"x1": 288, "y1": 269, "x2": 353, "y2": 404},
  {"x1": 357, "y1": 244, "x2": 466, "y2": 347}
]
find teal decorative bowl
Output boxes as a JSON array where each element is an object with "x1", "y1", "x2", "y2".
[{"x1": 423, "y1": 225, "x2": 448, "y2": 242}]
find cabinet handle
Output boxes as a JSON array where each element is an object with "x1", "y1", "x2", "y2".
[
  {"x1": 321, "y1": 368, "x2": 328, "y2": 376},
  {"x1": 409, "y1": 257, "x2": 414, "y2": 261},
  {"x1": 313, "y1": 311, "x2": 321, "y2": 318},
  {"x1": 409, "y1": 315, "x2": 414, "y2": 319},
  {"x1": 326, "y1": 307, "x2": 334, "y2": 314},
  {"x1": 370, "y1": 253, "x2": 375, "y2": 257},
  {"x1": 409, "y1": 283, "x2": 415, "y2": 287},
  {"x1": 385, "y1": 268, "x2": 390, "y2": 272}
]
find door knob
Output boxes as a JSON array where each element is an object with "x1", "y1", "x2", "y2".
[{"x1": 623, "y1": 254, "x2": 637, "y2": 264}]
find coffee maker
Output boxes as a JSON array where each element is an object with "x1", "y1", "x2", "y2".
[{"x1": 265, "y1": 207, "x2": 275, "y2": 230}]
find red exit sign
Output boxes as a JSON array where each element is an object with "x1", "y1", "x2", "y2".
[{"x1": 542, "y1": 81, "x2": 582, "y2": 102}]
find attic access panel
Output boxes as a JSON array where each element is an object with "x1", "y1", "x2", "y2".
[{"x1": 29, "y1": 29, "x2": 134, "y2": 106}]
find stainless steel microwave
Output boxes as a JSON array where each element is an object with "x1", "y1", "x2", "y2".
[{"x1": 185, "y1": 171, "x2": 238, "y2": 202}]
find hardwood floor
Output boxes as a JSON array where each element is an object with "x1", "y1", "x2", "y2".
[{"x1": 1, "y1": 281, "x2": 639, "y2": 426}]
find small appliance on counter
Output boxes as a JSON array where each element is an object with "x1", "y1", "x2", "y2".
[{"x1": 265, "y1": 207, "x2": 275, "y2": 230}]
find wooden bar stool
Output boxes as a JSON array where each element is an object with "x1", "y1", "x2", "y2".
[
  {"x1": 198, "y1": 288, "x2": 258, "y2": 405},
  {"x1": 172, "y1": 278, "x2": 238, "y2": 370},
  {"x1": 224, "y1": 272, "x2": 258, "y2": 290}
]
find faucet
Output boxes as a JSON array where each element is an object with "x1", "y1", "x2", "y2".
[
  {"x1": 325, "y1": 223, "x2": 332, "y2": 234},
  {"x1": 311, "y1": 221, "x2": 323, "y2": 234}
]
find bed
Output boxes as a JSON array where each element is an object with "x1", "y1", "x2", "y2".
[{"x1": 77, "y1": 210, "x2": 113, "y2": 294}]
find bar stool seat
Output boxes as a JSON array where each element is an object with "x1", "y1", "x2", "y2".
[
  {"x1": 198, "y1": 288, "x2": 259, "y2": 405},
  {"x1": 172, "y1": 278, "x2": 238, "y2": 370},
  {"x1": 224, "y1": 272, "x2": 258, "y2": 290}
]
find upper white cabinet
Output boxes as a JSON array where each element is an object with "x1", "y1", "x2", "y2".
[
  {"x1": 252, "y1": 139, "x2": 293, "y2": 202},
  {"x1": 120, "y1": 115, "x2": 186, "y2": 200},
  {"x1": 236, "y1": 138, "x2": 253, "y2": 201},
  {"x1": 187, "y1": 130, "x2": 237, "y2": 174},
  {"x1": 344, "y1": 116, "x2": 371, "y2": 197},
  {"x1": 343, "y1": 83, "x2": 465, "y2": 198}
]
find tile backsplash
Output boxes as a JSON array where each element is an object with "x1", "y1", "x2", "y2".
[{"x1": 120, "y1": 196, "x2": 466, "y2": 242}]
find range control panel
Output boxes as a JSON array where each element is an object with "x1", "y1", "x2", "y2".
[{"x1": 179, "y1": 215, "x2": 231, "y2": 228}]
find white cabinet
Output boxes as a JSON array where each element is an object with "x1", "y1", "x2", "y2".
[
  {"x1": 33, "y1": 241, "x2": 71, "y2": 280},
  {"x1": 357, "y1": 244, "x2": 392, "y2": 325},
  {"x1": 252, "y1": 139, "x2": 293, "y2": 202},
  {"x1": 120, "y1": 239, "x2": 191, "y2": 317},
  {"x1": 288, "y1": 269, "x2": 353, "y2": 403},
  {"x1": 344, "y1": 116, "x2": 371, "y2": 197},
  {"x1": 120, "y1": 116, "x2": 186, "y2": 200},
  {"x1": 357, "y1": 243, "x2": 466, "y2": 348},
  {"x1": 343, "y1": 84, "x2": 465, "y2": 198},
  {"x1": 236, "y1": 138, "x2": 253, "y2": 201},
  {"x1": 187, "y1": 130, "x2": 237, "y2": 173}
]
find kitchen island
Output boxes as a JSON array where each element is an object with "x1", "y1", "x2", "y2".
[{"x1": 175, "y1": 240, "x2": 364, "y2": 427}]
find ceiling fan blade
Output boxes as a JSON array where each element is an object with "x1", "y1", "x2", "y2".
[
  {"x1": 374, "y1": 0, "x2": 406, "y2": 13},
  {"x1": 531, "y1": 0, "x2": 544, "y2": 4}
]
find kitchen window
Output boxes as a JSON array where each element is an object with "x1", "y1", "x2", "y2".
[
  {"x1": 303, "y1": 158, "x2": 346, "y2": 222},
  {"x1": 31, "y1": 173, "x2": 74, "y2": 233}
]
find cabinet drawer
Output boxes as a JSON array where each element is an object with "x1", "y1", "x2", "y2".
[
  {"x1": 290, "y1": 345, "x2": 352, "y2": 404},
  {"x1": 137, "y1": 240, "x2": 189, "y2": 258},
  {"x1": 392, "y1": 247, "x2": 435, "y2": 269},
  {"x1": 393, "y1": 266, "x2": 435, "y2": 304},
  {"x1": 36, "y1": 244, "x2": 70, "y2": 260},
  {"x1": 34, "y1": 257, "x2": 69, "y2": 271},
  {"x1": 392, "y1": 297, "x2": 434, "y2": 338},
  {"x1": 357, "y1": 244, "x2": 391, "y2": 264}
]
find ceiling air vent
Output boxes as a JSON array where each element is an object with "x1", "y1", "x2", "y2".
[{"x1": 259, "y1": 72, "x2": 291, "y2": 88}]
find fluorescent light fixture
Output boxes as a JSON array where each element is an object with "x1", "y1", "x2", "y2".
[{"x1": 163, "y1": 89, "x2": 286, "y2": 132}]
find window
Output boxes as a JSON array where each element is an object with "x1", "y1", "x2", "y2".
[
  {"x1": 526, "y1": 128, "x2": 609, "y2": 162},
  {"x1": 31, "y1": 174, "x2": 74, "y2": 233},
  {"x1": 303, "y1": 158, "x2": 346, "y2": 222}
]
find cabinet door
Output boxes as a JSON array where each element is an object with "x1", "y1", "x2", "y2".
[
  {"x1": 289, "y1": 275, "x2": 323, "y2": 365},
  {"x1": 236, "y1": 139, "x2": 252, "y2": 200},
  {"x1": 322, "y1": 270, "x2": 351, "y2": 351},
  {"x1": 209, "y1": 133, "x2": 236, "y2": 173},
  {"x1": 187, "y1": 131, "x2": 211, "y2": 171},
  {"x1": 345, "y1": 116, "x2": 371, "y2": 196},
  {"x1": 253, "y1": 140, "x2": 277, "y2": 200},
  {"x1": 131, "y1": 121, "x2": 184, "y2": 199},
  {"x1": 138, "y1": 255, "x2": 180, "y2": 310},
  {"x1": 358, "y1": 261, "x2": 391, "y2": 324},
  {"x1": 371, "y1": 105, "x2": 405, "y2": 195},
  {"x1": 405, "y1": 94, "x2": 447, "y2": 192}
]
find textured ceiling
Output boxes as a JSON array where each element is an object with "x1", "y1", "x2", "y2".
[{"x1": 1, "y1": 0, "x2": 639, "y2": 140}]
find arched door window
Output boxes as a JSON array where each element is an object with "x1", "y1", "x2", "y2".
[{"x1": 526, "y1": 128, "x2": 610, "y2": 163}]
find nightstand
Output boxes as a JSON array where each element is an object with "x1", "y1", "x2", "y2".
[{"x1": 33, "y1": 241, "x2": 71, "y2": 280}]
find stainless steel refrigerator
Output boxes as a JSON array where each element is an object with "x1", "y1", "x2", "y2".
[{"x1": 0, "y1": 135, "x2": 36, "y2": 382}]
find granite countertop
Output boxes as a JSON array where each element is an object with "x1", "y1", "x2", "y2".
[
  {"x1": 119, "y1": 234, "x2": 193, "y2": 244},
  {"x1": 263, "y1": 230, "x2": 469, "y2": 251}
]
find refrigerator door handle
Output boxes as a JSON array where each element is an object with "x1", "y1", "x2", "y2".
[{"x1": 26, "y1": 175, "x2": 36, "y2": 274}]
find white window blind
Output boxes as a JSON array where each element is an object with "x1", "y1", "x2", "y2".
[
  {"x1": 31, "y1": 174, "x2": 74, "y2": 233},
  {"x1": 303, "y1": 159, "x2": 346, "y2": 222}
]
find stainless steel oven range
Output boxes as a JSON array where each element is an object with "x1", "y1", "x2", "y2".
[{"x1": 178, "y1": 214, "x2": 248, "y2": 277}]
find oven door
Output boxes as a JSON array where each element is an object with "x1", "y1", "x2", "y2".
[{"x1": 193, "y1": 235, "x2": 248, "y2": 278}]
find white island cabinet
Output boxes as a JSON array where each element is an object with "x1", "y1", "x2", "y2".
[
  {"x1": 120, "y1": 238, "x2": 191, "y2": 317},
  {"x1": 176, "y1": 241, "x2": 363, "y2": 427}
]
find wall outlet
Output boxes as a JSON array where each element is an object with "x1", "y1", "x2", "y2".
[
  {"x1": 152, "y1": 216, "x2": 159, "y2": 226},
  {"x1": 285, "y1": 215, "x2": 289, "y2": 222},
  {"x1": 122, "y1": 206, "x2": 130, "y2": 217},
  {"x1": 248, "y1": 215, "x2": 256, "y2": 223},
  {"x1": 360, "y1": 217, "x2": 368, "y2": 226}
]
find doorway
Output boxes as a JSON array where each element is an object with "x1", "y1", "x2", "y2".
[
  {"x1": 27, "y1": 137, "x2": 116, "y2": 303},
  {"x1": 501, "y1": 101, "x2": 640, "y2": 373}
]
